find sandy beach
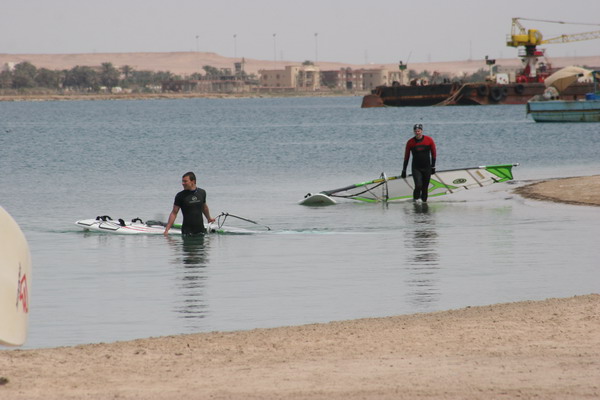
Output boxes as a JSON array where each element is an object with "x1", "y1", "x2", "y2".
[
  {"x1": 514, "y1": 175, "x2": 600, "y2": 207},
  {"x1": 1, "y1": 175, "x2": 599, "y2": 399}
]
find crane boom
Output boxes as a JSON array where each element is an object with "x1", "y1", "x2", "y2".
[
  {"x1": 542, "y1": 30, "x2": 600, "y2": 44},
  {"x1": 507, "y1": 17, "x2": 600, "y2": 47}
]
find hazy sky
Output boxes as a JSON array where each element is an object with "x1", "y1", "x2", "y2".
[{"x1": 2, "y1": 0, "x2": 599, "y2": 64}]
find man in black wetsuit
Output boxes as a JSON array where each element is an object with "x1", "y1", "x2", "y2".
[
  {"x1": 163, "y1": 171, "x2": 215, "y2": 236},
  {"x1": 401, "y1": 124, "x2": 437, "y2": 202}
]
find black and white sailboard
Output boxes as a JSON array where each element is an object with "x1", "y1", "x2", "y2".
[
  {"x1": 299, "y1": 163, "x2": 519, "y2": 206},
  {"x1": 75, "y1": 212, "x2": 271, "y2": 235},
  {"x1": 0, "y1": 206, "x2": 31, "y2": 346}
]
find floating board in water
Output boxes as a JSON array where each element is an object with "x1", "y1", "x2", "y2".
[
  {"x1": 75, "y1": 213, "x2": 270, "y2": 235},
  {"x1": 299, "y1": 164, "x2": 518, "y2": 205},
  {"x1": 0, "y1": 206, "x2": 31, "y2": 346},
  {"x1": 75, "y1": 216, "x2": 180, "y2": 235},
  {"x1": 299, "y1": 192, "x2": 337, "y2": 206}
]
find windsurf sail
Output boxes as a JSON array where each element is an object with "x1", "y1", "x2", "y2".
[{"x1": 312, "y1": 164, "x2": 518, "y2": 203}]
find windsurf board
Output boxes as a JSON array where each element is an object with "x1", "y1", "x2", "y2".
[
  {"x1": 75, "y1": 213, "x2": 269, "y2": 235},
  {"x1": 298, "y1": 193, "x2": 337, "y2": 206}
]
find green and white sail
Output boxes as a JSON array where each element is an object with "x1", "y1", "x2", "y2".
[{"x1": 300, "y1": 164, "x2": 518, "y2": 205}]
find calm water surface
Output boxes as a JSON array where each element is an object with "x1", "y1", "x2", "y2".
[{"x1": 1, "y1": 96, "x2": 599, "y2": 349}]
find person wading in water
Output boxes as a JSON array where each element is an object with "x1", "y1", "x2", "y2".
[
  {"x1": 164, "y1": 171, "x2": 215, "y2": 236},
  {"x1": 401, "y1": 124, "x2": 437, "y2": 202}
]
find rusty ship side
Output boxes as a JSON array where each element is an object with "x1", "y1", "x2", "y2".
[{"x1": 361, "y1": 81, "x2": 594, "y2": 108}]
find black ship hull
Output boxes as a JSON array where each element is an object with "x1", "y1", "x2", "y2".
[{"x1": 361, "y1": 82, "x2": 594, "y2": 107}]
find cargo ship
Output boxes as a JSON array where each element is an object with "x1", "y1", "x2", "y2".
[
  {"x1": 362, "y1": 18, "x2": 599, "y2": 108},
  {"x1": 360, "y1": 80, "x2": 594, "y2": 107}
]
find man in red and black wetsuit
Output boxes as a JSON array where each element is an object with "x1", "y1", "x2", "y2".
[{"x1": 401, "y1": 124, "x2": 437, "y2": 202}]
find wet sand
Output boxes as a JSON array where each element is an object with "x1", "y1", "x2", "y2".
[
  {"x1": 515, "y1": 175, "x2": 600, "y2": 207},
  {"x1": 1, "y1": 176, "x2": 599, "y2": 399}
]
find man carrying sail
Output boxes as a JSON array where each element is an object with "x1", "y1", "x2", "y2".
[{"x1": 401, "y1": 124, "x2": 437, "y2": 202}]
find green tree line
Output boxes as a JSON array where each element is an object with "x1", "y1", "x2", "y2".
[
  {"x1": 1, "y1": 60, "x2": 492, "y2": 93},
  {"x1": 0, "y1": 61, "x2": 181, "y2": 92}
]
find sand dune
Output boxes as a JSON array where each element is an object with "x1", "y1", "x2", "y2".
[{"x1": 2, "y1": 51, "x2": 599, "y2": 76}]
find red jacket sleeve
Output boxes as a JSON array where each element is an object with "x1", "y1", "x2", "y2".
[
  {"x1": 403, "y1": 139, "x2": 413, "y2": 170},
  {"x1": 404, "y1": 139, "x2": 413, "y2": 161}
]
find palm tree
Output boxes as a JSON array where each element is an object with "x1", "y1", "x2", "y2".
[
  {"x1": 121, "y1": 65, "x2": 133, "y2": 80},
  {"x1": 100, "y1": 62, "x2": 120, "y2": 89}
]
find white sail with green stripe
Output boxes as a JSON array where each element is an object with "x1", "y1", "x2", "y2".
[{"x1": 299, "y1": 163, "x2": 518, "y2": 205}]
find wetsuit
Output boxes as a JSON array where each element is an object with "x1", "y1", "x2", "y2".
[
  {"x1": 403, "y1": 135, "x2": 437, "y2": 201},
  {"x1": 174, "y1": 188, "x2": 207, "y2": 235}
]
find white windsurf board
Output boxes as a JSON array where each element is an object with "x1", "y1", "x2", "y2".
[
  {"x1": 298, "y1": 193, "x2": 337, "y2": 206},
  {"x1": 75, "y1": 214, "x2": 269, "y2": 235}
]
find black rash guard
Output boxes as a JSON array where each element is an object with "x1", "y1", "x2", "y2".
[{"x1": 174, "y1": 188, "x2": 207, "y2": 234}]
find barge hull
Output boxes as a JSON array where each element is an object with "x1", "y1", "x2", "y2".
[{"x1": 362, "y1": 82, "x2": 594, "y2": 107}]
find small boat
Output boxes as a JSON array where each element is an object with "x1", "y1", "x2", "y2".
[{"x1": 527, "y1": 68, "x2": 600, "y2": 123}]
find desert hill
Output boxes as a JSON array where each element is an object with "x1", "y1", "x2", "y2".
[{"x1": 2, "y1": 52, "x2": 600, "y2": 77}]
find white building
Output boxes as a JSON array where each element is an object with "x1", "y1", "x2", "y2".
[{"x1": 2, "y1": 62, "x2": 16, "y2": 72}]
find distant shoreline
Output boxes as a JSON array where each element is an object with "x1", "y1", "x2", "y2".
[
  {"x1": 0, "y1": 91, "x2": 366, "y2": 102},
  {"x1": 2, "y1": 51, "x2": 599, "y2": 76}
]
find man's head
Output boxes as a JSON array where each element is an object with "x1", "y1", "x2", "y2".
[
  {"x1": 413, "y1": 124, "x2": 423, "y2": 138},
  {"x1": 181, "y1": 171, "x2": 197, "y2": 190}
]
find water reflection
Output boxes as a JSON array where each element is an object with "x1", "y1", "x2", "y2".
[
  {"x1": 403, "y1": 202, "x2": 440, "y2": 308},
  {"x1": 167, "y1": 235, "x2": 210, "y2": 326}
]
